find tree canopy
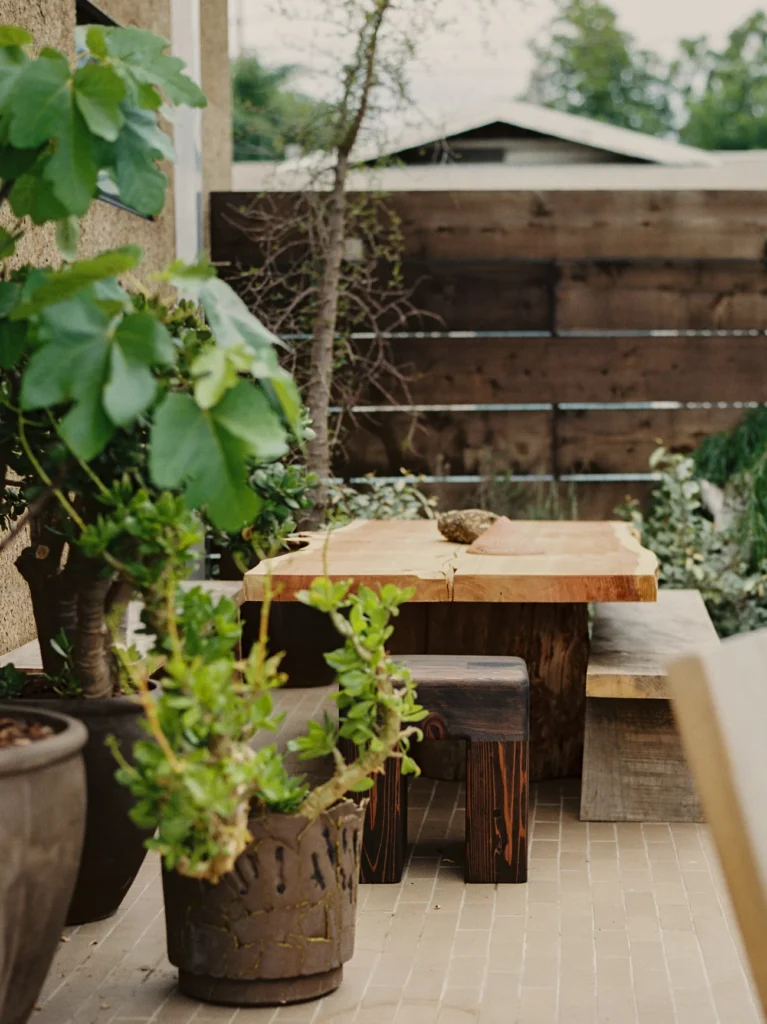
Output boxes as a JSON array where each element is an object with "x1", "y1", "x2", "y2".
[
  {"x1": 524, "y1": 1, "x2": 767, "y2": 150},
  {"x1": 524, "y1": 0, "x2": 675, "y2": 137},
  {"x1": 232, "y1": 54, "x2": 334, "y2": 161},
  {"x1": 678, "y1": 12, "x2": 767, "y2": 150}
]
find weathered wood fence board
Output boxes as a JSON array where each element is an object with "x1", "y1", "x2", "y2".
[
  {"x1": 557, "y1": 261, "x2": 767, "y2": 332},
  {"x1": 417, "y1": 481, "x2": 654, "y2": 522},
  {"x1": 337, "y1": 410, "x2": 552, "y2": 478},
  {"x1": 556, "y1": 407, "x2": 745, "y2": 475},
  {"x1": 339, "y1": 407, "x2": 745, "y2": 479},
  {"x1": 211, "y1": 190, "x2": 767, "y2": 267},
  {"x1": 364, "y1": 335, "x2": 767, "y2": 406},
  {"x1": 398, "y1": 261, "x2": 554, "y2": 332},
  {"x1": 387, "y1": 191, "x2": 767, "y2": 261},
  {"x1": 400, "y1": 259, "x2": 767, "y2": 332}
]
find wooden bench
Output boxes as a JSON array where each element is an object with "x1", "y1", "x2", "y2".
[
  {"x1": 580, "y1": 589, "x2": 720, "y2": 822},
  {"x1": 344, "y1": 655, "x2": 530, "y2": 884}
]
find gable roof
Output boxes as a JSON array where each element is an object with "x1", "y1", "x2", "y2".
[{"x1": 354, "y1": 100, "x2": 718, "y2": 168}]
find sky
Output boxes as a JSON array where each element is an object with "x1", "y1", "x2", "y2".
[{"x1": 230, "y1": 0, "x2": 762, "y2": 122}]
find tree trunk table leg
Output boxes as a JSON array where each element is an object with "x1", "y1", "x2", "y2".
[
  {"x1": 466, "y1": 740, "x2": 529, "y2": 883},
  {"x1": 425, "y1": 603, "x2": 590, "y2": 781},
  {"x1": 339, "y1": 739, "x2": 407, "y2": 884}
]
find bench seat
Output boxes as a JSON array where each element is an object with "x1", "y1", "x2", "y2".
[
  {"x1": 580, "y1": 590, "x2": 719, "y2": 823},
  {"x1": 343, "y1": 654, "x2": 530, "y2": 884}
]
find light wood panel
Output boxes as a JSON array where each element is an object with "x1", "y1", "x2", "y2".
[
  {"x1": 581, "y1": 698, "x2": 703, "y2": 822},
  {"x1": 587, "y1": 590, "x2": 719, "y2": 699},
  {"x1": 558, "y1": 260, "x2": 767, "y2": 331},
  {"x1": 668, "y1": 630, "x2": 767, "y2": 1015},
  {"x1": 246, "y1": 521, "x2": 453, "y2": 603},
  {"x1": 244, "y1": 520, "x2": 658, "y2": 605},
  {"x1": 367, "y1": 334, "x2": 767, "y2": 406}
]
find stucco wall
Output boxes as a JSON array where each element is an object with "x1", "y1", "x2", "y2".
[
  {"x1": 200, "y1": 0, "x2": 232, "y2": 247},
  {"x1": 0, "y1": 0, "x2": 177, "y2": 654}
]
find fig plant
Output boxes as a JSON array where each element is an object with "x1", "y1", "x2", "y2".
[{"x1": 0, "y1": 24, "x2": 301, "y2": 697}]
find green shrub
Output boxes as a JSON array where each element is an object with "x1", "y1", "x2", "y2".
[
  {"x1": 327, "y1": 471, "x2": 437, "y2": 525},
  {"x1": 620, "y1": 448, "x2": 767, "y2": 637},
  {"x1": 694, "y1": 406, "x2": 767, "y2": 563},
  {"x1": 208, "y1": 460, "x2": 319, "y2": 573}
]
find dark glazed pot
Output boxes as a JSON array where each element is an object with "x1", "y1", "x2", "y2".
[
  {"x1": 20, "y1": 692, "x2": 153, "y2": 925},
  {"x1": 163, "y1": 800, "x2": 365, "y2": 1006},
  {"x1": 0, "y1": 704, "x2": 86, "y2": 1024}
]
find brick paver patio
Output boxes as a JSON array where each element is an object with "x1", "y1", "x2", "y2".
[{"x1": 34, "y1": 689, "x2": 763, "y2": 1024}]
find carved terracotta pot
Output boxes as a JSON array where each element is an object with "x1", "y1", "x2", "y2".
[{"x1": 162, "y1": 800, "x2": 365, "y2": 1006}]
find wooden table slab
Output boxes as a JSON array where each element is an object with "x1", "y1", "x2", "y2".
[
  {"x1": 244, "y1": 519, "x2": 658, "y2": 604},
  {"x1": 243, "y1": 521, "x2": 657, "y2": 781}
]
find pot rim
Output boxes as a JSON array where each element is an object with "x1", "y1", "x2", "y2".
[
  {"x1": 15, "y1": 692, "x2": 147, "y2": 716},
  {"x1": 247, "y1": 797, "x2": 363, "y2": 822},
  {"x1": 14, "y1": 680, "x2": 157, "y2": 717},
  {"x1": 0, "y1": 702, "x2": 87, "y2": 777}
]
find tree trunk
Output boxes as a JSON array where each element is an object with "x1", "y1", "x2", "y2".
[
  {"x1": 302, "y1": 0, "x2": 392, "y2": 528},
  {"x1": 74, "y1": 564, "x2": 118, "y2": 699},
  {"x1": 15, "y1": 512, "x2": 68, "y2": 678},
  {"x1": 304, "y1": 157, "x2": 349, "y2": 527},
  {"x1": 15, "y1": 525, "x2": 119, "y2": 697}
]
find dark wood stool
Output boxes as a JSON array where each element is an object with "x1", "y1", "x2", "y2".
[{"x1": 345, "y1": 655, "x2": 530, "y2": 884}]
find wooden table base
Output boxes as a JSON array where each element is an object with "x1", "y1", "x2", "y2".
[
  {"x1": 246, "y1": 601, "x2": 589, "y2": 782},
  {"x1": 414, "y1": 603, "x2": 589, "y2": 782}
]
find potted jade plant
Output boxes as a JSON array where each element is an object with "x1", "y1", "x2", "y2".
[
  {"x1": 102, "y1": 496, "x2": 426, "y2": 1006},
  {"x1": 0, "y1": 23, "x2": 301, "y2": 923}
]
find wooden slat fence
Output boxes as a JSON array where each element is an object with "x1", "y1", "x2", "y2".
[{"x1": 211, "y1": 191, "x2": 767, "y2": 519}]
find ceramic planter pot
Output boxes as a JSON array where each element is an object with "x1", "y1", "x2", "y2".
[
  {"x1": 0, "y1": 704, "x2": 87, "y2": 1024},
  {"x1": 19, "y1": 692, "x2": 154, "y2": 924},
  {"x1": 163, "y1": 800, "x2": 365, "y2": 1006}
]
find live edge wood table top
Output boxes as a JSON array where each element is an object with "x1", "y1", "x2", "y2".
[{"x1": 243, "y1": 519, "x2": 659, "y2": 605}]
